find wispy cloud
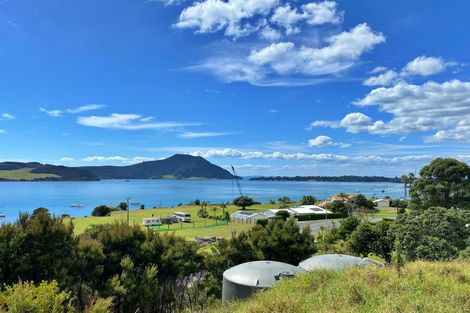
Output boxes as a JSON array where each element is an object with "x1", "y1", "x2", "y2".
[
  {"x1": 177, "y1": 131, "x2": 237, "y2": 138},
  {"x1": 59, "y1": 157, "x2": 74, "y2": 162},
  {"x1": 0, "y1": 129, "x2": 6, "y2": 134},
  {"x1": 0, "y1": 113, "x2": 15, "y2": 121},
  {"x1": 39, "y1": 104, "x2": 105, "y2": 117},
  {"x1": 82, "y1": 156, "x2": 155, "y2": 164},
  {"x1": 77, "y1": 113, "x2": 200, "y2": 130}
]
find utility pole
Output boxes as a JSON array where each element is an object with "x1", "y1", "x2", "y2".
[{"x1": 126, "y1": 197, "x2": 130, "y2": 226}]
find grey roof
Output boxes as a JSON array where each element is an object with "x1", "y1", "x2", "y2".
[
  {"x1": 298, "y1": 254, "x2": 372, "y2": 271},
  {"x1": 223, "y1": 261, "x2": 302, "y2": 288}
]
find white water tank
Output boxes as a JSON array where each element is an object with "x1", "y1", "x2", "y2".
[
  {"x1": 299, "y1": 254, "x2": 378, "y2": 271},
  {"x1": 222, "y1": 260, "x2": 302, "y2": 304}
]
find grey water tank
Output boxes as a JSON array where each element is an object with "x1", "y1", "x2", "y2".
[
  {"x1": 299, "y1": 254, "x2": 377, "y2": 271},
  {"x1": 222, "y1": 260, "x2": 302, "y2": 304}
]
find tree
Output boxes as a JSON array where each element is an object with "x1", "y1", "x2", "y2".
[
  {"x1": 409, "y1": 158, "x2": 470, "y2": 210},
  {"x1": 352, "y1": 194, "x2": 375, "y2": 210},
  {"x1": 32, "y1": 207, "x2": 49, "y2": 218},
  {"x1": 140, "y1": 204, "x2": 145, "y2": 210},
  {"x1": 348, "y1": 221, "x2": 395, "y2": 263},
  {"x1": 197, "y1": 206, "x2": 209, "y2": 218},
  {"x1": 301, "y1": 195, "x2": 316, "y2": 205},
  {"x1": 337, "y1": 216, "x2": 360, "y2": 239},
  {"x1": 117, "y1": 202, "x2": 128, "y2": 211},
  {"x1": 401, "y1": 175, "x2": 410, "y2": 198},
  {"x1": 233, "y1": 196, "x2": 255, "y2": 210},
  {"x1": 92, "y1": 205, "x2": 113, "y2": 217},
  {"x1": 278, "y1": 196, "x2": 292, "y2": 209},
  {"x1": 395, "y1": 207, "x2": 470, "y2": 261},
  {"x1": 324, "y1": 201, "x2": 352, "y2": 214},
  {"x1": 275, "y1": 210, "x2": 290, "y2": 221}
]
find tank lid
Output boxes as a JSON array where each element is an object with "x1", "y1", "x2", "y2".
[
  {"x1": 299, "y1": 254, "x2": 371, "y2": 271},
  {"x1": 223, "y1": 261, "x2": 301, "y2": 288}
]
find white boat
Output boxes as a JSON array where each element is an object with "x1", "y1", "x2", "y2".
[
  {"x1": 70, "y1": 203, "x2": 85, "y2": 208},
  {"x1": 0, "y1": 213, "x2": 5, "y2": 218}
]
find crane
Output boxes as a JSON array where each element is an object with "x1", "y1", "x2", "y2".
[{"x1": 231, "y1": 166, "x2": 243, "y2": 197}]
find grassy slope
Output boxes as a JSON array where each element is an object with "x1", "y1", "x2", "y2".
[
  {"x1": 213, "y1": 261, "x2": 470, "y2": 313},
  {"x1": 0, "y1": 168, "x2": 60, "y2": 180},
  {"x1": 69, "y1": 203, "x2": 279, "y2": 238}
]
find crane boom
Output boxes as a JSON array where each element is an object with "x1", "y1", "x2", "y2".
[{"x1": 231, "y1": 166, "x2": 243, "y2": 197}]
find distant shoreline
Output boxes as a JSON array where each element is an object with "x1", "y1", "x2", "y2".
[{"x1": 250, "y1": 176, "x2": 401, "y2": 183}]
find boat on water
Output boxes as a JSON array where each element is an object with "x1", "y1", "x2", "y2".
[
  {"x1": 0, "y1": 213, "x2": 5, "y2": 218},
  {"x1": 70, "y1": 203, "x2": 85, "y2": 208},
  {"x1": 131, "y1": 202, "x2": 141, "y2": 206}
]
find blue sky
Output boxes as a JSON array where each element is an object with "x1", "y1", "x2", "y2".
[{"x1": 1, "y1": 0, "x2": 470, "y2": 176}]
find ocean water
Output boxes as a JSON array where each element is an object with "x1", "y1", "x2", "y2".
[{"x1": 0, "y1": 179, "x2": 404, "y2": 222}]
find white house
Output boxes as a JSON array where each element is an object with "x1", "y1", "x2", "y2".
[
  {"x1": 263, "y1": 208, "x2": 294, "y2": 218},
  {"x1": 230, "y1": 211, "x2": 266, "y2": 223},
  {"x1": 289, "y1": 205, "x2": 331, "y2": 216},
  {"x1": 373, "y1": 199, "x2": 390, "y2": 207}
]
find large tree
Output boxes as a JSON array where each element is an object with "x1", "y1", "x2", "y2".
[
  {"x1": 410, "y1": 158, "x2": 470, "y2": 210},
  {"x1": 233, "y1": 196, "x2": 255, "y2": 210}
]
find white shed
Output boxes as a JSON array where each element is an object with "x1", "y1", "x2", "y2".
[
  {"x1": 230, "y1": 211, "x2": 265, "y2": 223},
  {"x1": 263, "y1": 209, "x2": 294, "y2": 218},
  {"x1": 373, "y1": 199, "x2": 390, "y2": 207}
]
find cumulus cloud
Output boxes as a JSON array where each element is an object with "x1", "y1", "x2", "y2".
[
  {"x1": 312, "y1": 79, "x2": 470, "y2": 142},
  {"x1": 364, "y1": 56, "x2": 457, "y2": 86},
  {"x1": 363, "y1": 70, "x2": 399, "y2": 86},
  {"x1": 402, "y1": 56, "x2": 448, "y2": 76},
  {"x1": 77, "y1": 113, "x2": 200, "y2": 130},
  {"x1": 174, "y1": 0, "x2": 342, "y2": 39},
  {"x1": 308, "y1": 135, "x2": 349, "y2": 148},
  {"x1": 248, "y1": 24, "x2": 385, "y2": 76},
  {"x1": 0, "y1": 113, "x2": 15, "y2": 120},
  {"x1": 174, "y1": 0, "x2": 279, "y2": 38}
]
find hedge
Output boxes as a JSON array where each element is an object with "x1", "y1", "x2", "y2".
[{"x1": 296, "y1": 213, "x2": 348, "y2": 221}]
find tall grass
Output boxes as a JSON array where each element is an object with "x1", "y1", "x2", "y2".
[{"x1": 212, "y1": 261, "x2": 470, "y2": 313}]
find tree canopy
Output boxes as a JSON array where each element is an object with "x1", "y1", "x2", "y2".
[{"x1": 410, "y1": 158, "x2": 470, "y2": 210}]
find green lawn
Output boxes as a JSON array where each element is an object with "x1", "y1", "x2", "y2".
[
  {"x1": 371, "y1": 206, "x2": 399, "y2": 219},
  {"x1": 69, "y1": 203, "x2": 279, "y2": 239},
  {"x1": 0, "y1": 168, "x2": 60, "y2": 180}
]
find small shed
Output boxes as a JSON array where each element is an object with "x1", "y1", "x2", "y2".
[
  {"x1": 289, "y1": 205, "x2": 331, "y2": 215},
  {"x1": 373, "y1": 198, "x2": 390, "y2": 207},
  {"x1": 222, "y1": 261, "x2": 302, "y2": 304},
  {"x1": 299, "y1": 254, "x2": 377, "y2": 271}
]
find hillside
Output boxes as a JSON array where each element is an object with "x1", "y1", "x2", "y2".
[
  {"x1": 212, "y1": 261, "x2": 470, "y2": 313},
  {"x1": 81, "y1": 154, "x2": 237, "y2": 179},
  {"x1": 0, "y1": 162, "x2": 97, "y2": 181}
]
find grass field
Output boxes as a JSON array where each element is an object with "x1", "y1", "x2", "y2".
[
  {"x1": 212, "y1": 261, "x2": 470, "y2": 313},
  {"x1": 69, "y1": 203, "x2": 279, "y2": 239},
  {"x1": 0, "y1": 168, "x2": 60, "y2": 180},
  {"x1": 69, "y1": 204, "x2": 398, "y2": 239}
]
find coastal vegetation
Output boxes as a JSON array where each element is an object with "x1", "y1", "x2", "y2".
[
  {"x1": 0, "y1": 158, "x2": 468, "y2": 312},
  {"x1": 250, "y1": 175, "x2": 402, "y2": 183}
]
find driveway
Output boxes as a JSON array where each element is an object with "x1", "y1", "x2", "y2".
[{"x1": 297, "y1": 217, "x2": 383, "y2": 234}]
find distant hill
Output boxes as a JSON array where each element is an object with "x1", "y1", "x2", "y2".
[
  {"x1": 0, "y1": 162, "x2": 97, "y2": 181},
  {"x1": 0, "y1": 155, "x2": 237, "y2": 181},
  {"x1": 250, "y1": 175, "x2": 401, "y2": 183},
  {"x1": 81, "y1": 154, "x2": 237, "y2": 180}
]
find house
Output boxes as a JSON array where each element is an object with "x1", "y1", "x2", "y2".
[
  {"x1": 330, "y1": 194, "x2": 358, "y2": 209},
  {"x1": 263, "y1": 208, "x2": 294, "y2": 218},
  {"x1": 373, "y1": 198, "x2": 390, "y2": 207},
  {"x1": 230, "y1": 211, "x2": 266, "y2": 223},
  {"x1": 289, "y1": 205, "x2": 331, "y2": 216}
]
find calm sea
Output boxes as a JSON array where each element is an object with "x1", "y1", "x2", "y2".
[{"x1": 0, "y1": 179, "x2": 403, "y2": 222}]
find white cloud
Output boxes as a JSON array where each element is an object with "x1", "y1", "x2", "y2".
[
  {"x1": 369, "y1": 66, "x2": 387, "y2": 74},
  {"x1": 82, "y1": 156, "x2": 156, "y2": 164},
  {"x1": 0, "y1": 113, "x2": 15, "y2": 120},
  {"x1": 39, "y1": 107, "x2": 63, "y2": 117},
  {"x1": 363, "y1": 70, "x2": 399, "y2": 86},
  {"x1": 178, "y1": 131, "x2": 237, "y2": 138},
  {"x1": 312, "y1": 79, "x2": 470, "y2": 142},
  {"x1": 248, "y1": 24, "x2": 385, "y2": 77},
  {"x1": 153, "y1": 0, "x2": 189, "y2": 6},
  {"x1": 260, "y1": 25, "x2": 282, "y2": 41},
  {"x1": 402, "y1": 56, "x2": 448, "y2": 76},
  {"x1": 308, "y1": 135, "x2": 349, "y2": 148},
  {"x1": 66, "y1": 104, "x2": 106, "y2": 114},
  {"x1": 174, "y1": 0, "x2": 279, "y2": 38},
  {"x1": 77, "y1": 113, "x2": 200, "y2": 130},
  {"x1": 0, "y1": 129, "x2": 6, "y2": 134},
  {"x1": 190, "y1": 148, "x2": 432, "y2": 164},
  {"x1": 60, "y1": 157, "x2": 74, "y2": 162}
]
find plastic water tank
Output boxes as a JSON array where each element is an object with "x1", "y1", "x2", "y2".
[
  {"x1": 298, "y1": 254, "x2": 376, "y2": 271},
  {"x1": 222, "y1": 260, "x2": 302, "y2": 304}
]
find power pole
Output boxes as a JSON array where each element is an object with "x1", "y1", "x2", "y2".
[{"x1": 126, "y1": 197, "x2": 130, "y2": 226}]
